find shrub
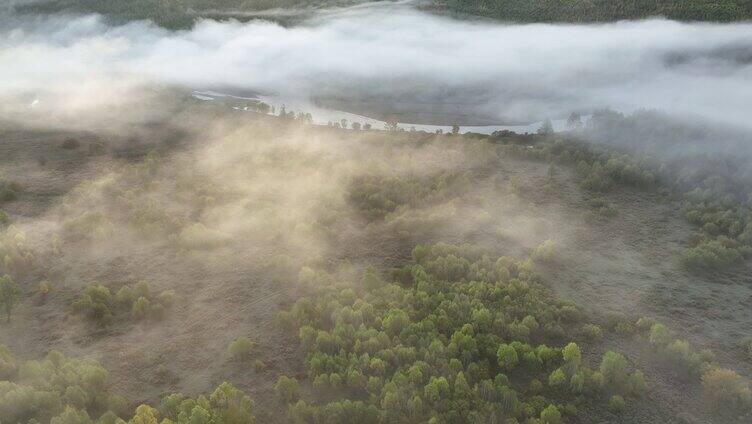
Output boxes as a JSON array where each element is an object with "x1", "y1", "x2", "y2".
[
  {"x1": 562, "y1": 343, "x2": 581, "y2": 371},
  {"x1": 252, "y1": 360, "x2": 266, "y2": 372},
  {"x1": 228, "y1": 337, "x2": 254, "y2": 362},
  {"x1": 608, "y1": 395, "x2": 626, "y2": 413},
  {"x1": 533, "y1": 240, "x2": 556, "y2": 262},
  {"x1": 133, "y1": 281, "x2": 150, "y2": 300},
  {"x1": 682, "y1": 238, "x2": 742, "y2": 270},
  {"x1": 540, "y1": 404, "x2": 561, "y2": 424},
  {"x1": 131, "y1": 297, "x2": 151, "y2": 321},
  {"x1": 0, "y1": 344, "x2": 16, "y2": 378},
  {"x1": 38, "y1": 281, "x2": 52, "y2": 297},
  {"x1": 635, "y1": 317, "x2": 655, "y2": 332},
  {"x1": 613, "y1": 321, "x2": 633, "y2": 336},
  {"x1": 581, "y1": 324, "x2": 603, "y2": 341},
  {"x1": 497, "y1": 344, "x2": 519, "y2": 370},
  {"x1": 275, "y1": 376, "x2": 300, "y2": 404},
  {"x1": 648, "y1": 324, "x2": 671, "y2": 348},
  {"x1": 0, "y1": 181, "x2": 20, "y2": 202},
  {"x1": 50, "y1": 406, "x2": 92, "y2": 424},
  {"x1": 628, "y1": 370, "x2": 647, "y2": 397},
  {"x1": 72, "y1": 283, "x2": 113, "y2": 325},
  {"x1": 115, "y1": 286, "x2": 134, "y2": 306},
  {"x1": 570, "y1": 371, "x2": 584, "y2": 394},
  {"x1": 600, "y1": 351, "x2": 629, "y2": 391},
  {"x1": 743, "y1": 338, "x2": 752, "y2": 361},
  {"x1": 663, "y1": 339, "x2": 703, "y2": 378},
  {"x1": 0, "y1": 274, "x2": 20, "y2": 322},
  {"x1": 701, "y1": 368, "x2": 751, "y2": 415},
  {"x1": 548, "y1": 368, "x2": 565, "y2": 389}
]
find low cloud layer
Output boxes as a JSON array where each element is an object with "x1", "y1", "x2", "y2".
[{"x1": 2, "y1": 3, "x2": 752, "y2": 128}]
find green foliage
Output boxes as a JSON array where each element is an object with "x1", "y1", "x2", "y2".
[
  {"x1": 0, "y1": 227, "x2": 36, "y2": 280},
  {"x1": 497, "y1": 344, "x2": 519, "y2": 370},
  {"x1": 599, "y1": 351, "x2": 629, "y2": 392},
  {"x1": 38, "y1": 280, "x2": 52, "y2": 297},
  {"x1": 547, "y1": 368, "x2": 565, "y2": 388},
  {"x1": 0, "y1": 350, "x2": 114, "y2": 423},
  {"x1": 72, "y1": 283, "x2": 113, "y2": 325},
  {"x1": 742, "y1": 338, "x2": 752, "y2": 362},
  {"x1": 147, "y1": 382, "x2": 255, "y2": 423},
  {"x1": 586, "y1": 197, "x2": 618, "y2": 221},
  {"x1": 131, "y1": 297, "x2": 150, "y2": 321},
  {"x1": 282, "y1": 243, "x2": 641, "y2": 421},
  {"x1": 0, "y1": 179, "x2": 20, "y2": 203},
  {"x1": 228, "y1": 337, "x2": 254, "y2": 362},
  {"x1": 628, "y1": 370, "x2": 647, "y2": 397},
  {"x1": 540, "y1": 404, "x2": 561, "y2": 424},
  {"x1": 275, "y1": 376, "x2": 299, "y2": 404},
  {"x1": 701, "y1": 368, "x2": 751, "y2": 416},
  {"x1": 608, "y1": 395, "x2": 626, "y2": 413},
  {"x1": 643, "y1": 324, "x2": 711, "y2": 380},
  {"x1": 0, "y1": 274, "x2": 20, "y2": 323},
  {"x1": 0, "y1": 345, "x2": 16, "y2": 379},
  {"x1": 681, "y1": 237, "x2": 746, "y2": 270},
  {"x1": 663, "y1": 340, "x2": 704, "y2": 379},
  {"x1": 581, "y1": 324, "x2": 602, "y2": 341},
  {"x1": 532, "y1": 240, "x2": 556, "y2": 262},
  {"x1": 73, "y1": 281, "x2": 173, "y2": 326},
  {"x1": 648, "y1": 324, "x2": 671, "y2": 348},
  {"x1": 347, "y1": 172, "x2": 471, "y2": 222},
  {"x1": 50, "y1": 406, "x2": 92, "y2": 424}
]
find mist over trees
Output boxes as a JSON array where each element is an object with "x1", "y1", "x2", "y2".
[{"x1": 1, "y1": 1, "x2": 752, "y2": 424}]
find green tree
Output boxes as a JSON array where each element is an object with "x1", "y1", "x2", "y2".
[
  {"x1": 497, "y1": 344, "x2": 518, "y2": 370},
  {"x1": 540, "y1": 404, "x2": 561, "y2": 424},
  {"x1": 129, "y1": 404, "x2": 159, "y2": 424},
  {"x1": 50, "y1": 406, "x2": 92, "y2": 424},
  {"x1": 209, "y1": 382, "x2": 255, "y2": 424},
  {"x1": 701, "y1": 368, "x2": 751, "y2": 415},
  {"x1": 600, "y1": 351, "x2": 629, "y2": 391},
  {"x1": 562, "y1": 342, "x2": 581, "y2": 372},
  {"x1": 131, "y1": 297, "x2": 150, "y2": 321},
  {"x1": 608, "y1": 395, "x2": 626, "y2": 413},
  {"x1": 548, "y1": 368, "x2": 566, "y2": 389},
  {"x1": 628, "y1": 370, "x2": 647, "y2": 397},
  {"x1": 228, "y1": 337, "x2": 253, "y2": 362},
  {"x1": 275, "y1": 376, "x2": 300, "y2": 404}
]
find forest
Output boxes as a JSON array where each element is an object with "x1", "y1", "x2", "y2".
[
  {"x1": 440, "y1": 0, "x2": 752, "y2": 23},
  {"x1": 15, "y1": 0, "x2": 752, "y2": 29}
]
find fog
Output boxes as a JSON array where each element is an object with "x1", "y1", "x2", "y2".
[{"x1": 2, "y1": 3, "x2": 752, "y2": 130}]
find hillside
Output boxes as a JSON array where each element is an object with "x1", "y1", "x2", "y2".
[
  {"x1": 438, "y1": 0, "x2": 752, "y2": 23},
  {"x1": 0, "y1": 100, "x2": 750, "y2": 423},
  {"x1": 15, "y1": 0, "x2": 752, "y2": 29}
]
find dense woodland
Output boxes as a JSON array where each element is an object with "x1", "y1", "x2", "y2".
[
  {"x1": 440, "y1": 0, "x2": 752, "y2": 23},
  {"x1": 16, "y1": 0, "x2": 752, "y2": 29}
]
